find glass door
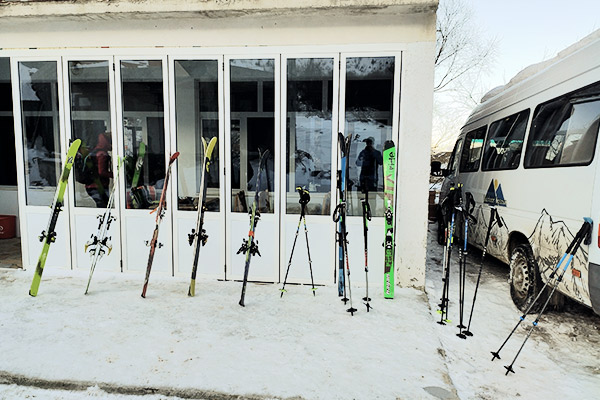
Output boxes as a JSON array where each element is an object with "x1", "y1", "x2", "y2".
[
  {"x1": 115, "y1": 57, "x2": 173, "y2": 276},
  {"x1": 225, "y1": 56, "x2": 280, "y2": 282},
  {"x1": 339, "y1": 54, "x2": 401, "y2": 287},
  {"x1": 170, "y1": 56, "x2": 225, "y2": 279},
  {"x1": 279, "y1": 55, "x2": 339, "y2": 285},
  {"x1": 11, "y1": 58, "x2": 73, "y2": 270},
  {"x1": 63, "y1": 58, "x2": 121, "y2": 274}
]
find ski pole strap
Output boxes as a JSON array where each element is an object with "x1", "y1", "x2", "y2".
[{"x1": 333, "y1": 202, "x2": 345, "y2": 223}]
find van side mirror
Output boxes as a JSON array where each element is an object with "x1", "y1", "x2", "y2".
[{"x1": 430, "y1": 161, "x2": 442, "y2": 176}]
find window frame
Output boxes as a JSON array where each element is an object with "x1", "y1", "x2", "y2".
[
  {"x1": 481, "y1": 109, "x2": 530, "y2": 172},
  {"x1": 459, "y1": 125, "x2": 487, "y2": 173},
  {"x1": 524, "y1": 86, "x2": 600, "y2": 169}
]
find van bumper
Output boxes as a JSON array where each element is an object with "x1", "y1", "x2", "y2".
[{"x1": 590, "y1": 262, "x2": 600, "y2": 315}]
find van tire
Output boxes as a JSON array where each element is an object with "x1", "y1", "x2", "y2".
[{"x1": 509, "y1": 243, "x2": 542, "y2": 313}]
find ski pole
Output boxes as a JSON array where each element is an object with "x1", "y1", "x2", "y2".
[
  {"x1": 457, "y1": 205, "x2": 468, "y2": 338},
  {"x1": 438, "y1": 209, "x2": 455, "y2": 325},
  {"x1": 491, "y1": 218, "x2": 592, "y2": 361},
  {"x1": 362, "y1": 191, "x2": 373, "y2": 311},
  {"x1": 280, "y1": 187, "x2": 314, "y2": 297},
  {"x1": 503, "y1": 218, "x2": 591, "y2": 374},
  {"x1": 463, "y1": 206, "x2": 502, "y2": 336}
]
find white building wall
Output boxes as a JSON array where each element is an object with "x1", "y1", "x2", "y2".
[{"x1": 0, "y1": 0, "x2": 437, "y2": 290}]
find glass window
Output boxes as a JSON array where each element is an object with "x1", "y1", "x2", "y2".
[
  {"x1": 286, "y1": 58, "x2": 334, "y2": 215},
  {"x1": 447, "y1": 139, "x2": 462, "y2": 174},
  {"x1": 230, "y1": 59, "x2": 275, "y2": 214},
  {"x1": 344, "y1": 56, "x2": 395, "y2": 217},
  {"x1": 120, "y1": 60, "x2": 166, "y2": 210},
  {"x1": 18, "y1": 61, "x2": 61, "y2": 206},
  {"x1": 459, "y1": 126, "x2": 486, "y2": 172},
  {"x1": 0, "y1": 58, "x2": 16, "y2": 186},
  {"x1": 525, "y1": 83, "x2": 600, "y2": 168},
  {"x1": 174, "y1": 60, "x2": 220, "y2": 211},
  {"x1": 482, "y1": 110, "x2": 529, "y2": 171},
  {"x1": 68, "y1": 61, "x2": 114, "y2": 208}
]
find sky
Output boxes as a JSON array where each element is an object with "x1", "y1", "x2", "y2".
[
  {"x1": 433, "y1": 0, "x2": 600, "y2": 152},
  {"x1": 470, "y1": 0, "x2": 600, "y2": 90}
]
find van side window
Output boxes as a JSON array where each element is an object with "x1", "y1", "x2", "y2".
[
  {"x1": 525, "y1": 85, "x2": 600, "y2": 167},
  {"x1": 459, "y1": 126, "x2": 486, "y2": 172},
  {"x1": 482, "y1": 109, "x2": 529, "y2": 171},
  {"x1": 447, "y1": 138, "x2": 463, "y2": 174}
]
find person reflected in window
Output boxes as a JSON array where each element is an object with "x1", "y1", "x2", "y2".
[
  {"x1": 356, "y1": 136, "x2": 383, "y2": 193},
  {"x1": 86, "y1": 131, "x2": 112, "y2": 208}
]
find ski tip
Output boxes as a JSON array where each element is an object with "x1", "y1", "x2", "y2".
[
  {"x1": 28, "y1": 290, "x2": 37, "y2": 297},
  {"x1": 170, "y1": 152, "x2": 181, "y2": 162}
]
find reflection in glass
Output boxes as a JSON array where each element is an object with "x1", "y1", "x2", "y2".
[
  {"x1": 230, "y1": 59, "x2": 275, "y2": 214},
  {"x1": 345, "y1": 57, "x2": 395, "y2": 216},
  {"x1": 0, "y1": 58, "x2": 17, "y2": 186},
  {"x1": 120, "y1": 60, "x2": 166, "y2": 210},
  {"x1": 286, "y1": 58, "x2": 334, "y2": 215},
  {"x1": 174, "y1": 60, "x2": 220, "y2": 211},
  {"x1": 18, "y1": 61, "x2": 61, "y2": 206},
  {"x1": 68, "y1": 61, "x2": 113, "y2": 208}
]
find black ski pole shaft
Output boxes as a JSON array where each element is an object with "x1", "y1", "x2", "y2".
[
  {"x1": 303, "y1": 213, "x2": 316, "y2": 296},
  {"x1": 362, "y1": 193, "x2": 372, "y2": 311},
  {"x1": 457, "y1": 211, "x2": 468, "y2": 338},
  {"x1": 438, "y1": 211, "x2": 455, "y2": 325},
  {"x1": 464, "y1": 207, "x2": 501, "y2": 336},
  {"x1": 280, "y1": 212, "x2": 303, "y2": 297},
  {"x1": 343, "y1": 229, "x2": 357, "y2": 316}
]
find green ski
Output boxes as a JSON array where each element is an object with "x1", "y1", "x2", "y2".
[
  {"x1": 383, "y1": 140, "x2": 396, "y2": 299},
  {"x1": 29, "y1": 139, "x2": 82, "y2": 297}
]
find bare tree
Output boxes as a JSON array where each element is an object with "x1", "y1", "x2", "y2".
[{"x1": 432, "y1": 0, "x2": 497, "y2": 154}]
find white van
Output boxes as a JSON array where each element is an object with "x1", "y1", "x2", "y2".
[{"x1": 437, "y1": 30, "x2": 600, "y2": 315}]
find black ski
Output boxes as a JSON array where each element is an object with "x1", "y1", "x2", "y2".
[
  {"x1": 238, "y1": 149, "x2": 270, "y2": 307},
  {"x1": 188, "y1": 137, "x2": 218, "y2": 297}
]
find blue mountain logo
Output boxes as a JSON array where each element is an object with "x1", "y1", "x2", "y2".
[{"x1": 484, "y1": 179, "x2": 507, "y2": 207}]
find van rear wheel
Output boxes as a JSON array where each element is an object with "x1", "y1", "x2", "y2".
[{"x1": 509, "y1": 243, "x2": 542, "y2": 313}]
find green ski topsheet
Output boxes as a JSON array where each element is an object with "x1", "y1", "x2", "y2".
[
  {"x1": 383, "y1": 141, "x2": 396, "y2": 299},
  {"x1": 30, "y1": 139, "x2": 82, "y2": 297}
]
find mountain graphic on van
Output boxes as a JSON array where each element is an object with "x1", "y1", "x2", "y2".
[
  {"x1": 484, "y1": 179, "x2": 507, "y2": 207},
  {"x1": 528, "y1": 209, "x2": 589, "y2": 303}
]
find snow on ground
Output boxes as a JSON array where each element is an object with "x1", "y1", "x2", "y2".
[{"x1": 0, "y1": 222, "x2": 599, "y2": 399}]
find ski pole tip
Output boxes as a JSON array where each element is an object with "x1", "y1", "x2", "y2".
[
  {"x1": 491, "y1": 351, "x2": 501, "y2": 361},
  {"x1": 504, "y1": 365, "x2": 515, "y2": 375}
]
